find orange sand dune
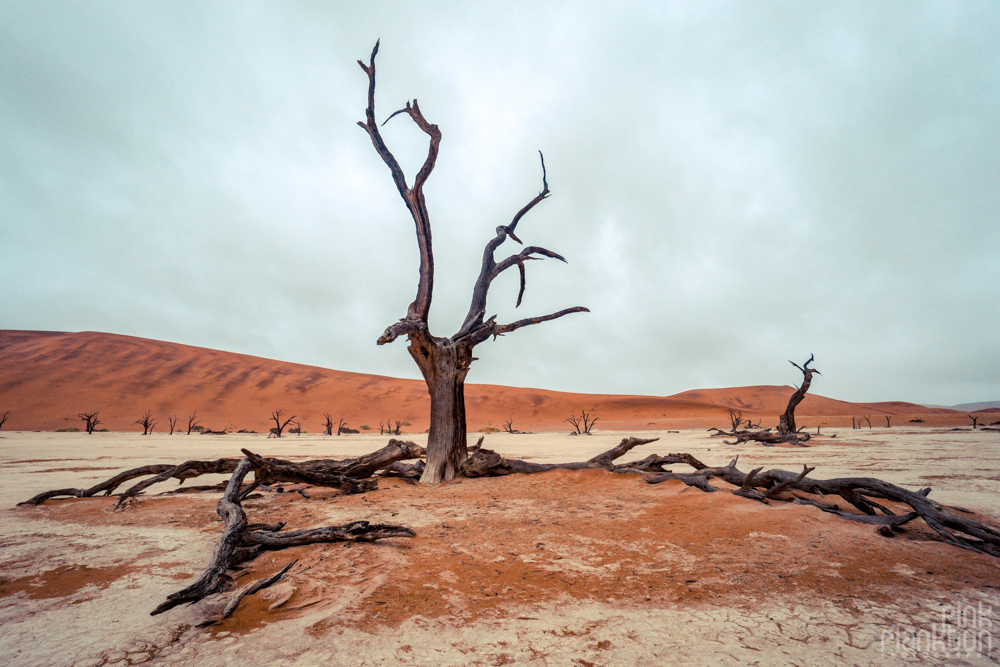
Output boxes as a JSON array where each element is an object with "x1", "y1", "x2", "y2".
[{"x1": 0, "y1": 330, "x2": 962, "y2": 434}]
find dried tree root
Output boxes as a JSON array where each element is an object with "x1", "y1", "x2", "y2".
[
  {"x1": 642, "y1": 456, "x2": 1000, "y2": 557},
  {"x1": 152, "y1": 458, "x2": 416, "y2": 618},
  {"x1": 461, "y1": 436, "x2": 661, "y2": 477}
]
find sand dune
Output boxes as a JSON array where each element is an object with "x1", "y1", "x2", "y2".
[{"x1": 0, "y1": 330, "x2": 963, "y2": 434}]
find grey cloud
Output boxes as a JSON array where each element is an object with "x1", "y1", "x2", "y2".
[{"x1": 1, "y1": 1, "x2": 998, "y2": 405}]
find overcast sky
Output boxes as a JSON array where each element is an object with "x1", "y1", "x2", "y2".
[{"x1": 2, "y1": 1, "x2": 998, "y2": 406}]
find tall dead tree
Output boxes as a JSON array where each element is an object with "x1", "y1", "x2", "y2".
[
  {"x1": 79, "y1": 411, "x2": 101, "y2": 434},
  {"x1": 136, "y1": 410, "x2": 157, "y2": 435},
  {"x1": 0, "y1": 410, "x2": 9, "y2": 431},
  {"x1": 269, "y1": 410, "x2": 295, "y2": 438},
  {"x1": 323, "y1": 413, "x2": 335, "y2": 436},
  {"x1": 168, "y1": 416, "x2": 178, "y2": 435},
  {"x1": 358, "y1": 42, "x2": 588, "y2": 484},
  {"x1": 777, "y1": 354, "x2": 819, "y2": 438},
  {"x1": 969, "y1": 414, "x2": 980, "y2": 429}
]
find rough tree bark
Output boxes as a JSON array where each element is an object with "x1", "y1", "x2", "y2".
[{"x1": 357, "y1": 41, "x2": 588, "y2": 484}]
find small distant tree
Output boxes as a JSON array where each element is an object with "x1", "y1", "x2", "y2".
[
  {"x1": 503, "y1": 418, "x2": 516, "y2": 434},
  {"x1": 862, "y1": 415, "x2": 873, "y2": 429},
  {"x1": 337, "y1": 418, "x2": 348, "y2": 435},
  {"x1": 136, "y1": 410, "x2": 156, "y2": 435},
  {"x1": 269, "y1": 409, "x2": 295, "y2": 438},
  {"x1": 323, "y1": 413, "x2": 335, "y2": 436},
  {"x1": 565, "y1": 410, "x2": 598, "y2": 435},
  {"x1": 168, "y1": 416, "x2": 178, "y2": 435},
  {"x1": 727, "y1": 409, "x2": 745, "y2": 432},
  {"x1": 0, "y1": 410, "x2": 9, "y2": 431},
  {"x1": 78, "y1": 412, "x2": 101, "y2": 434},
  {"x1": 884, "y1": 416, "x2": 891, "y2": 428},
  {"x1": 969, "y1": 414, "x2": 980, "y2": 429},
  {"x1": 289, "y1": 420, "x2": 302, "y2": 436},
  {"x1": 380, "y1": 419, "x2": 403, "y2": 435},
  {"x1": 187, "y1": 411, "x2": 201, "y2": 435}
]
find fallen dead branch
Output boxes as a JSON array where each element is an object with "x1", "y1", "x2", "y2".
[
  {"x1": 151, "y1": 458, "x2": 415, "y2": 622},
  {"x1": 642, "y1": 455, "x2": 1000, "y2": 557},
  {"x1": 18, "y1": 439, "x2": 426, "y2": 507}
]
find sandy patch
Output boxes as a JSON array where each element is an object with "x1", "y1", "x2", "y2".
[{"x1": 1, "y1": 430, "x2": 999, "y2": 666}]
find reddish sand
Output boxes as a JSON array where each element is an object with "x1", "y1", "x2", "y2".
[{"x1": 0, "y1": 330, "x2": 966, "y2": 434}]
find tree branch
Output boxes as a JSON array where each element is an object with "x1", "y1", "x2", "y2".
[
  {"x1": 357, "y1": 41, "x2": 438, "y2": 323},
  {"x1": 455, "y1": 152, "x2": 557, "y2": 337},
  {"x1": 490, "y1": 306, "x2": 590, "y2": 339}
]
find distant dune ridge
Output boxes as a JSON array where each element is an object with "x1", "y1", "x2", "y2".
[{"x1": 0, "y1": 330, "x2": 966, "y2": 434}]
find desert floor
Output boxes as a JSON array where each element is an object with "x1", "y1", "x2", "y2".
[{"x1": 1, "y1": 428, "x2": 999, "y2": 666}]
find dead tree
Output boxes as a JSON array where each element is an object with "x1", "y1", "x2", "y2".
[
  {"x1": 269, "y1": 410, "x2": 295, "y2": 438},
  {"x1": 851, "y1": 416, "x2": 859, "y2": 429},
  {"x1": 565, "y1": 410, "x2": 599, "y2": 435},
  {"x1": 502, "y1": 418, "x2": 517, "y2": 434},
  {"x1": 78, "y1": 411, "x2": 101, "y2": 434},
  {"x1": 778, "y1": 354, "x2": 819, "y2": 439},
  {"x1": 728, "y1": 409, "x2": 745, "y2": 432},
  {"x1": 358, "y1": 41, "x2": 588, "y2": 484},
  {"x1": 289, "y1": 421, "x2": 302, "y2": 436},
  {"x1": 323, "y1": 413, "x2": 334, "y2": 435},
  {"x1": 969, "y1": 414, "x2": 980, "y2": 429},
  {"x1": 862, "y1": 415, "x2": 873, "y2": 429},
  {"x1": 135, "y1": 410, "x2": 157, "y2": 435},
  {"x1": 884, "y1": 415, "x2": 891, "y2": 428},
  {"x1": 0, "y1": 410, "x2": 8, "y2": 431},
  {"x1": 187, "y1": 411, "x2": 201, "y2": 435},
  {"x1": 380, "y1": 419, "x2": 403, "y2": 436},
  {"x1": 168, "y1": 416, "x2": 178, "y2": 435},
  {"x1": 337, "y1": 418, "x2": 348, "y2": 435}
]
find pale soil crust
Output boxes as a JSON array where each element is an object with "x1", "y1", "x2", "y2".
[{"x1": 2, "y1": 430, "x2": 1000, "y2": 665}]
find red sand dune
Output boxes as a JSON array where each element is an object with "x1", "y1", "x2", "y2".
[{"x1": 0, "y1": 330, "x2": 961, "y2": 434}]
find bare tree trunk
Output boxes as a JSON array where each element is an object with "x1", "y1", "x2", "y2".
[
  {"x1": 415, "y1": 339, "x2": 469, "y2": 485},
  {"x1": 778, "y1": 355, "x2": 819, "y2": 437}
]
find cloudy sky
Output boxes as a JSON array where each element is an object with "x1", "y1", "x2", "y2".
[{"x1": 2, "y1": 1, "x2": 998, "y2": 406}]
